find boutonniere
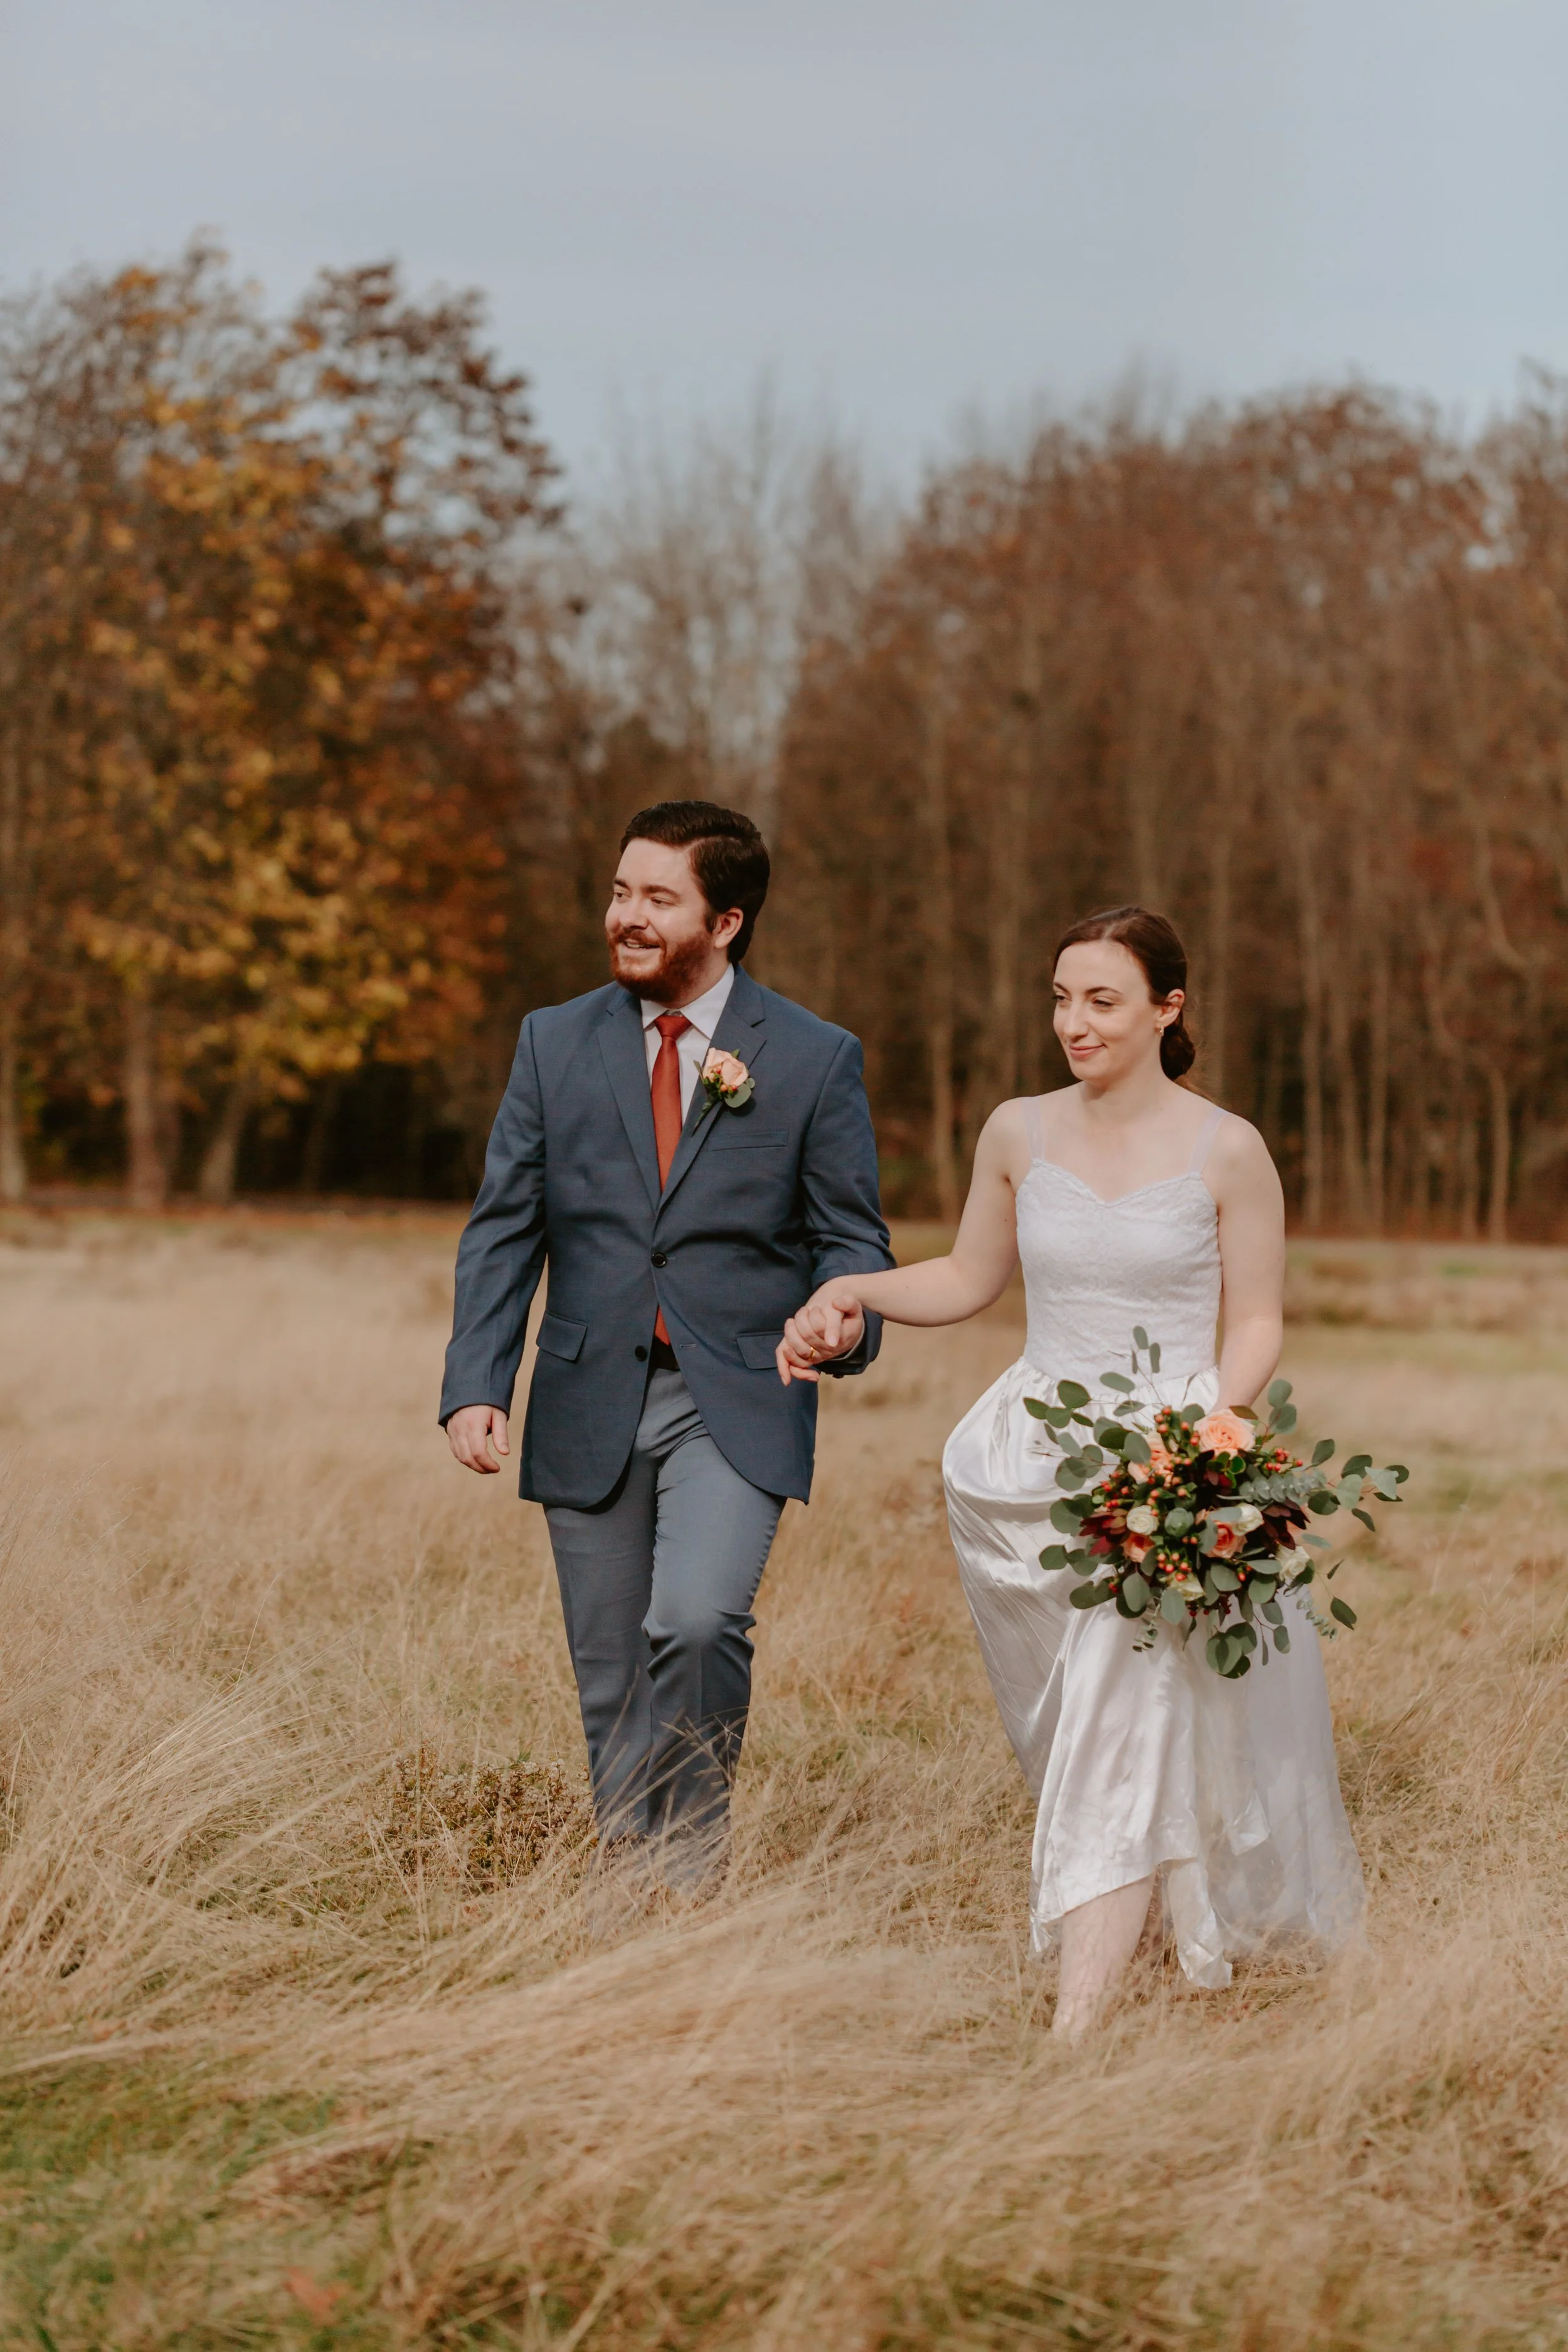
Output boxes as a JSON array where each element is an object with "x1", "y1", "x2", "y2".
[{"x1": 697, "y1": 1046, "x2": 755, "y2": 1116}]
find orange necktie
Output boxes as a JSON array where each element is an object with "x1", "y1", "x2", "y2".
[{"x1": 650, "y1": 1012, "x2": 690, "y2": 1343}]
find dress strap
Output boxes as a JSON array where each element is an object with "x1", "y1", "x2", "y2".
[
  {"x1": 1187, "y1": 1102, "x2": 1228, "y2": 1175},
  {"x1": 1024, "y1": 1094, "x2": 1047, "y2": 1163}
]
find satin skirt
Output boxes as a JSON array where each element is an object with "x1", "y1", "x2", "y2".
[{"x1": 942, "y1": 1355, "x2": 1367, "y2": 1987}]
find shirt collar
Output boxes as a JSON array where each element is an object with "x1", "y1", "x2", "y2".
[{"x1": 640, "y1": 961, "x2": 735, "y2": 1042}]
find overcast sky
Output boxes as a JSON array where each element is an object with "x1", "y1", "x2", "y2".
[{"x1": 3, "y1": 0, "x2": 1566, "y2": 484}]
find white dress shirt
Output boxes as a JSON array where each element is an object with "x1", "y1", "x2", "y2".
[{"x1": 640, "y1": 962, "x2": 736, "y2": 1118}]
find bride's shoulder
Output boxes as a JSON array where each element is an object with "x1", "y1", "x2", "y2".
[
  {"x1": 1199, "y1": 1104, "x2": 1281, "y2": 1191},
  {"x1": 975, "y1": 1094, "x2": 1046, "y2": 1180}
]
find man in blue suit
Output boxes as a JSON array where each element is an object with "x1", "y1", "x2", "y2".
[{"x1": 442, "y1": 800, "x2": 893, "y2": 1885}]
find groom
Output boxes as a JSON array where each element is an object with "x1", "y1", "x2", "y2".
[{"x1": 441, "y1": 800, "x2": 893, "y2": 1885}]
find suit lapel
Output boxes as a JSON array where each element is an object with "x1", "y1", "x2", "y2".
[
  {"x1": 657, "y1": 965, "x2": 770, "y2": 1216},
  {"x1": 596, "y1": 988, "x2": 661, "y2": 1211}
]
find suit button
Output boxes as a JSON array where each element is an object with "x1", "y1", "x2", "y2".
[
  {"x1": 635, "y1": 1345, "x2": 648, "y2": 1362},
  {"x1": 651, "y1": 1250, "x2": 668, "y2": 1268}
]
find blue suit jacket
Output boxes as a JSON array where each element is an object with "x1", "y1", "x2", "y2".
[{"x1": 440, "y1": 965, "x2": 894, "y2": 1507}]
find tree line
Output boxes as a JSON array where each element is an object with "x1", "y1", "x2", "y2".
[{"x1": 3, "y1": 245, "x2": 1566, "y2": 1235}]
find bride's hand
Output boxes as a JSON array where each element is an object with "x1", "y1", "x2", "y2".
[{"x1": 776, "y1": 1286, "x2": 866, "y2": 1384}]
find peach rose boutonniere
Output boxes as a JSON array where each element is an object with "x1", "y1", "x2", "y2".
[{"x1": 698, "y1": 1046, "x2": 755, "y2": 1116}]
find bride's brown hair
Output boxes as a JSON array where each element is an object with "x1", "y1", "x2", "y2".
[{"x1": 1053, "y1": 905, "x2": 1196, "y2": 1079}]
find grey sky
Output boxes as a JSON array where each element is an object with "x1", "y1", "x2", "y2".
[{"x1": 4, "y1": 0, "x2": 1566, "y2": 483}]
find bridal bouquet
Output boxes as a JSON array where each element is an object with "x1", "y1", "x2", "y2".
[{"x1": 1027, "y1": 1332, "x2": 1407, "y2": 1678}]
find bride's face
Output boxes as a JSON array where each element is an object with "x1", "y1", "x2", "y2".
[{"x1": 1052, "y1": 941, "x2": 1180, "y2": 1084}]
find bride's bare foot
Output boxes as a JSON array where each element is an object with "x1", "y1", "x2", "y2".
[{"x1": 1051, "y1": 1874, "x2": 1156, "y2": 2039}]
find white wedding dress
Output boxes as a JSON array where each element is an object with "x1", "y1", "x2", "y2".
[{"x1": 943, "y1": 1098, "x2": 1365, "y2": 1986}]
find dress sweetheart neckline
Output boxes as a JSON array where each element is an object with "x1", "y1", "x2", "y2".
[{"x1": 1020, "y1": 1160, "x2": 1215, "y2": 1211}]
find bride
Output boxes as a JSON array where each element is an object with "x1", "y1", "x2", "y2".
[{"x1": 778, "y1": 904, "x2": 1365, "y2": 2035}]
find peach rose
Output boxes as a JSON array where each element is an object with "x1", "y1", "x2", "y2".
[
  {"x1": 1147, "y1": 1440, "x2": 1173, "y2": 1476},
  {"x1": 702, "y1": 1049, "x2": 750, "y2": 1093},
  {"x1": 1125, "y1": 1534, "x2": 1152, "y2": 1561},
  {"x1": 1208, "y1": 1520, "x2": 1244, "y2": 1558},
  {"x1": 1194, "y1": 1409, "x2": 1254, "y2": 1456}
]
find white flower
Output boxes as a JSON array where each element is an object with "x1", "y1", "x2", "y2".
[
  {"x1": 1232, "y1": 1503, "x2": 1263, "y2": 1534},
  {"x1": 1125, "y1": 1503, "x2": 1158, "y2": 1536},
  {"x1": 1278, "y1": 1545, "x2": 1311, "y2": 1574}
]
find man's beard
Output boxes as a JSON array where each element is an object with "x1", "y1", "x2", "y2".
[{"x1": 607, "y1": 924, "x2": 719, "y2": 1005}]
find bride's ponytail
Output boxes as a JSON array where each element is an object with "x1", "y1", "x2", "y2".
[
  {"x1": 1053, "y1": 904, "x2": 1197, "y2": 1081},
  {"x1": 1160, "y1": 1007, "x2": 1197, "y2": 1079}
]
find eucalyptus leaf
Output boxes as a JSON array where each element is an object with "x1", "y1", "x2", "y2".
[
  {"x1": 1038, "y1": 1544, "x2": 1071, "y2": 1572},
  {"x1": 1273, "y1": 1404, "x2": 1298, "y2": 1432},
  {"x1": 1274, "y1": 1622, "x2": 1291, "y2": 1652},
  {"x1": 1268, "y1": 1378, "x2": 1293, "y2": 1409},
  {"x1": 1133, "y1": 1325, "x2": 1149, "y2": 1349},
  {"x1": 1261, "y1": 1598, "x2": 1284, "y2": 1626},
  {"x1": 1209, "y1": 1564, "x2": 1241, "y2": 1592},
  {"x1": 1351, "y1": 1507, "x2": 1376, "y2": 1532},
  {"x1": 1160, "y1": 1586, "x2": 1190, "y2": 1624},
  {"x1": 1123, "y1": 1431, "x2": 1152, "y2": 1466},
  {"x1": 1070, "y1": 1581, "x2": 1113, "y2": 1610},
  {"x1": 1023, "y1": 1396, "x2": 1050, "y2": 1420},
  {"x1": 1311, "y1": 1438, "x2": 1336, "y2": 1466},
  {"x1": 1342, "y1": 1453, "x2": 1372, "y2": 1480},
  {"x1": 1057, "y1": 1380, "x2": 1089, "y2": 1409},
  {"x1": 1330, "y1": 1595, "x2": 1358, "y2": 1628},
  {"x1": 1120, "y1": 1570, "x2": 1153, "y2": 1613},
  {"x1": 1056, "y1": 1459, "x2": 1086, "y2": 1490},
  {"x1": 1149, "y1": 1343, "x2": 1162, "y2": 1370},
  {"x1": 1049, "y1": 1499, "x2": 1088, "y2": 1534},
  {"x1": 1308, "y1": 1491, "x2": 1339, "y2": 1515},
  {"x1": 1164, "y1": 1506, "x2": 1194, "y2": 1536},
  {"x1": 1101, "y1": 1372, "x2": 1135, "y2": 1395}
]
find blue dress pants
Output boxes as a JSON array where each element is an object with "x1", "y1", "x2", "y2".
[{"x1": 544, "y1": 1367, "x2": 784, "y2": 1858}]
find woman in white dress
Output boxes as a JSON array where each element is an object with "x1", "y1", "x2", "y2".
[{"x1": 779, "y1": 906, "x2": 1365, "y2": 2035}]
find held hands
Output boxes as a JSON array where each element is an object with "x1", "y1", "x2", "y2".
[
  {"x1": 776, "y1": 1285, "x2": 866, "y2": 1385},
  {"x1": 447, "y1": 1404, "x2": 511, "y2": 1474}
]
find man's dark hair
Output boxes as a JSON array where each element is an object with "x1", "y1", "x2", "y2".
[{"x1": 620, "y1": 800, "x2": 771, "y2": 962}]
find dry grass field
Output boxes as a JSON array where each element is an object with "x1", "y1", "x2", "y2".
[{"x1": 0, "y1": 1211, "x2": 1563, "y2": 2349}]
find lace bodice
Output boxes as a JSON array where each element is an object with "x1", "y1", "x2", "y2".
[{"x1": 1016, "y1": 1099, "x2": 1224, "y2": 1386}]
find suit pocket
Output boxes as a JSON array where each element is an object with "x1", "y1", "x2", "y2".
[
  {"x1": 707, "y1": 1125, "x2": 790, "y2": 1151},
  {"x1": 537, "y1": 1311, "x2": 587, "y2": 1362},
  {"x1": 737, "y1": 1329, "x2": 783, "y2": 1370}
]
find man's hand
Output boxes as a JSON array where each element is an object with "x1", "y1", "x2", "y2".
[
  {"x1": 776, "y1": 1286, "x2": 866, "y2": 1385},
  {"x1": 447, "y1": 1404, "x2": 511, "y2": 1473}
]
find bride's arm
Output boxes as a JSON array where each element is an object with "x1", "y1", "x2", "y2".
[
  {"x1": 1209, "y1": 1118, "x2": 1286, "y2": 1409},
  {"x1": 776, "y1": 1103, "x2": 1024, "y2": 1384}
]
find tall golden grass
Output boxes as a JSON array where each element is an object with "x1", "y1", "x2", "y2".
[{"x1": 0, "y1": 1214, "x2": 1563, "y2": 2348}]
